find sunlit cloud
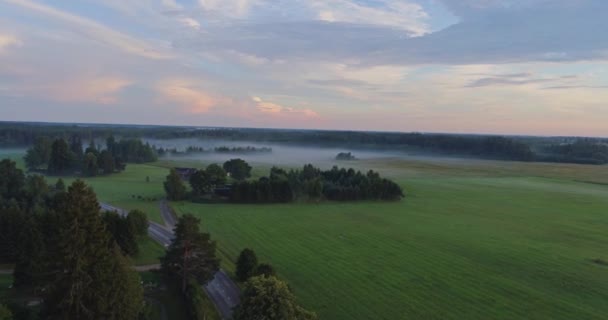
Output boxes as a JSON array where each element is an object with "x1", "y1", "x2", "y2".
[
  {"x1": 23, "y1": 76, "x2": 132, "y2": 104},
  {"x1": 157, "y1": 79, "x2": 229, "y2": 114},
  {"x1": 252, "y1": 96, "x2": 319, "y2": 118},
  {"x1": 0, "y1": 33, "x2": 21, "y2": 52}
]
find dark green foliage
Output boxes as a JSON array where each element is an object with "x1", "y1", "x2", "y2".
[
  {"x1": 42, "y1": 180, "x2": 144, "y2": 319},
  {"x1": 161, "y1": 214, "x2": 220, "y2": 291},
  {"x1": 54, "y1": 179, "x2": 65, "y2": 192},
  {"x1": 234, "y1": 276, "x2": 317, "y2": 320},
  {"x1": 183, "y1": 278, "x2": 214, "y2": 320},
  {"x1": 236, "y1": 248, "x2": 258, "y2": 282},
  {"x1": 24, "y1": 136, "x2": 52, "y2": 170},
  {"x1": 0, "y1": 304, "x2": 11, "y2": 320},
  {"x1": 254, "y1": 263, "x2": 276, "y2": 278},
  {"x1": 206, "y1": 164, "x2": 227, "y2": 186},
  {"x1": 189, "y1": 169, "x2": 211, "y2": 197},
  {"x1": 229, "y1": 165, "x2": 402, "y2": 203},
  {"x1": 83, "y1": 152, "x2": 98, "y2": 177},
  {"x1": 47, "y1": 139, "x2": 73, "y2": 174},
  {"x1": 13, "y1": 216, "x2": 46, "y2": 287},
  {"x1": 165, "y1": 169, "x2": 187, "y2": 201},
  {"x1": 98, "y1": 150, "x2": 115, "y2": 174},
  {"x1": 103, "y1": 211, "x2": 139, "y2": 256},
  {"x1": 0, "y1": 207, "x2": 23, "y2": 263},
  {"x1": 127, "y1": 209, "x2": 148, "y2": 237},
  {"x1": 0, "y1": 159, "x2": 24, "y2": 202},
  {"x1": 223, "y1": 159, "x2": 252, "y2": 181}
]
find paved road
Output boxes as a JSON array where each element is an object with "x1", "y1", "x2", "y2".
[
  {"x1": 102, "y1": 202, "x2": 241, "y2": 319},
  {"x1": 159, "y1": 199, "x2": 177, "y2": 230}
]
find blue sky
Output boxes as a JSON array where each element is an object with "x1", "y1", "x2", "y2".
[{"x1": 0, "y1": 0, "x2": 607, "y2": 136}]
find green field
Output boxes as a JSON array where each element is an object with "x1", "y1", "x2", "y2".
[
  {"x1": 171, "y1": 158, "x2": 608, "y2": 320},
  {"x1": 4, "y1": 149, "x2": 608, "y2": 319}
]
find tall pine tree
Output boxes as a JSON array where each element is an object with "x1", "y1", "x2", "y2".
[{"x1": 41, "y1": 180, "x2": 143, "y2": 319}]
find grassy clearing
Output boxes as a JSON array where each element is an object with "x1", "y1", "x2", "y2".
[
  {"x1": 133, "y1": 236, "x2": 165, "y2": 266},
  {"x1": 173, "y1": 159, "x2": 608, "y2": 320}
]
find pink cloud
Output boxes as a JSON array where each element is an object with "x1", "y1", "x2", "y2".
[
  {"x1": 30, "y1": 76, "x2": 132, "y2": 104},
  {"x1": 252, "y1": 96, "x2": 319, "y2": 118},
  {"x1": 157, "y1": 79, "x2": 232, "y2": 114}
]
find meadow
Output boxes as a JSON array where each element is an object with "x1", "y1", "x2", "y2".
[
  {"x1": 3, "y1": 147, "x2": 608, "y2": 319},
  {"x1": 171, "y1": 158, "x2": 608, "y2": 320}
]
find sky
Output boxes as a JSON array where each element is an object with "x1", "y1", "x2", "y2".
[{"x1": 0, "y1": 0, "x2": 607, "y2": 137}]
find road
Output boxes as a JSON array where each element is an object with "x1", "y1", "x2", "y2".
[
  {"x1": 102, "y1": 202, "x2": 240, "y2": 319},
  {"x1": 159, "y1": 199, "x2": 177, "y2": 230}
]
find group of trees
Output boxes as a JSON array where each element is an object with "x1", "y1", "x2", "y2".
[
  {"x1": 24, "y1": 135, "x2": 157, "y2": 176},
  {"x1": 231, "y1": 164, "x2": 404, "y2": 203},
  {"x1": 157, "y1": 145, "x2": 272, "y2": 157},
  {"x1": 540, "y1": 140, "x2": 608, "y2": 164},
  {"x1": 336, "y1": 152, "x2": 357, "y2": 160},
  {"x1": 0, "y1": 159, "x2": 145, "y2": 319},
  {"x1": 234, "y1": 248, "x2": 316, "y2": 320},
  {"x1": 165, "y1": 159, "x2": 403, "y2": 204},
  {"x1": 102, "y1": 209, "x2": 148, "y2": 257}
]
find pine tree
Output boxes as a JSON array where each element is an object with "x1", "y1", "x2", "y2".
[
  {"x1": 161, "y1": 214, "x2": 220, "y2": 292},
  {"x1": 42, "y1": 180, "x2": 143, "y2": 319},
  {"x1": 13, "y1": 216, "x2": 45, "y2": 287}
]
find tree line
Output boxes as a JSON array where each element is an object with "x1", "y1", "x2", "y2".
[
  {"x1": 24, "y1": 135, "x2": 157, "y2": 176},
  {"x1": 156, "y1": 145, "x2": 272, "y2": 156},
  {"x1": 0, "y1": 159, "x2": 145, "y2": 319},
  {"x1": 539, "y1": 140, "x2": 608, "y2": 164},
  {"x1": 164, "y1": 158, "x2": 404, "y2": 203}
]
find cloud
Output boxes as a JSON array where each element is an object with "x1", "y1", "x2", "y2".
[
  {"x1": 157, "y1": 79, "x2": 228, "y2": 114},
  {"x1": 20, "y1": 76, "x2": 132, "y2": 104},
  {"x1": 198, "y1": 0, "x2": 262, "y2": 18},
  {"x1": 252, "y1": 96, "x2": 319, "y2": 118},
  {"x1": 0, "y1": 34, "x2": 21, "y2": 52},
  {"x1": 4, "y1": 0, "x2": 171, "y2": 59},
  {"x1": 309, "y1": 0, "x2": 430, "y2": 36}
]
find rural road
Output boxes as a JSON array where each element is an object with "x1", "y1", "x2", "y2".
[
  {"x1": 102, "y1": 202, "x2": 241, "y2": 319},
  {"x1": 159, "y1": 199, "x2": 177, "y2": 230}
]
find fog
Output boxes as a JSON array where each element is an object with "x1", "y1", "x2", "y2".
[{"x1": 144, "y1": 138, "x2": 412, "y2": 169}]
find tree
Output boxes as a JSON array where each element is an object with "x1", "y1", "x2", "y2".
[
  {"x1": 161, "y1": 214, "x2": 219, "y2": 292},
  {"x1": 234, "y1": 276, "x2": 317, "y2": 320},
  {"x1": 83, "y1": 152, "x2": 98, "y2": 177},
  {"x1": 98, "y1": 150, "x2": 115, "y2": 174},
  {"x1": 69, "y1": 134, "x2": 84, "y2": 162},
  {"x1": 223, "y1": 159, "x2": 252, "y2": 181},
  {"x1": 13, "y1": 216, "x2": 45, "y2": 287},
  {"x1": 164, "y1": 169, "x2": 187, "y2": 201},
  {"x1": 55, "y1": 178, "x2": 65, "y2": 192},
  {"x1": 254, "y1": 263, "x2": 276, "y2": 278},
  {"x1": 103, "y1": 211, "x2": 138, "y2": 256},
  {"x1": 24, "y1": 136, "x2": 52, "y2": 170},
  {"x1": 41, "y1": 180, "x2": 144, "y2": 319},
  {"x1": 236, "y1": 248, "x2": 258, "y2": 282},
  {"x1": 206, "y1": 164, "x2": 227, "y2": 186},
  {"x1": 0, "y1": 207, "x2": 23, "y2": 263},
  {"x1": 189, "y1": 169, "x2": 211, "y2": 197},
  {"x1": 48, "y1": 139, "x2": 72, "y2": 174},
  {"x1": 127, "y1": 209, "x2": 148, "y2": 237},
  {"x1": 0, "y1": 159, "x2": 24, "y2": 201}
]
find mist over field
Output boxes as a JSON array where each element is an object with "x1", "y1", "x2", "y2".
[{"x1": 145, "y1": 138, "x2": 411, "y2": 168}]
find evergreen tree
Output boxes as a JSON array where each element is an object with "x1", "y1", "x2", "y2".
[
  {"x1": 236, "y1": 248, "x2": 259, "y2": 282},
  {"x1": 48, "y1": 139, "x2": 72, "y2": 174},
  {"x1": 103, "y1": 211, "x2": 138, "y2": 257},
  {"x1": 234, "y1": 276, "x2": 317, "y2": 320},
  {"x1": 164, "y1": 169, "x2": 187, "y2": 201},
  {"x1": 0, "y1": 207, "x2": 24, "y2": 263},
  {"x1": 161, "y1": 214, "x2": 219, "y2": 292},
  {"x1": 41, "y1": 180, "x2": 143, "y2": 319},
  {"x1": 24, "y1": 136, "x2": 52, "y2": 170},
  {"x1": 13, "y1": 216, "x2": 45, "y2": 287},
  {"x1": 98, "y1": 150, "x2": 115, "y2": 175},
  {"x1": 83, "y1": 152, "x2": 98, "y2": 177},
  {"x1": 0, "y1": 159, "x2": 25, "y2": 201}
]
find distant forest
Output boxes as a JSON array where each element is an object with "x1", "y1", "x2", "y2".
[{"x1": 1, "y1": 122, "x2": 607, "y2": 165}]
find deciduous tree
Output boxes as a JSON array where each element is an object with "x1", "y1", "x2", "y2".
[
  {"x1": 164, "y1": 169, "x2": 187, "y2": 201},
  {"x1": 236, "y1": 248, "x2": 258, "y2": 282}
]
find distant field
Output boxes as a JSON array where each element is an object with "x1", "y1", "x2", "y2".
[{"x1": 173, "y1": 159, "x2": 608, "y2": 320}]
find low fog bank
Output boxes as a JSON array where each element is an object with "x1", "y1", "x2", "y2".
[{"x1": 144, "y1": 138, "x2": 421, "y2": 168}]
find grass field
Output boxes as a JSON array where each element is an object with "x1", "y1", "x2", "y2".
[
  {"x1": 134, "y1": 237, "x2": 165, "y2": 266},
  {"x1": 172, "y1": 158, "x2": 608, "y2": 320}
]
